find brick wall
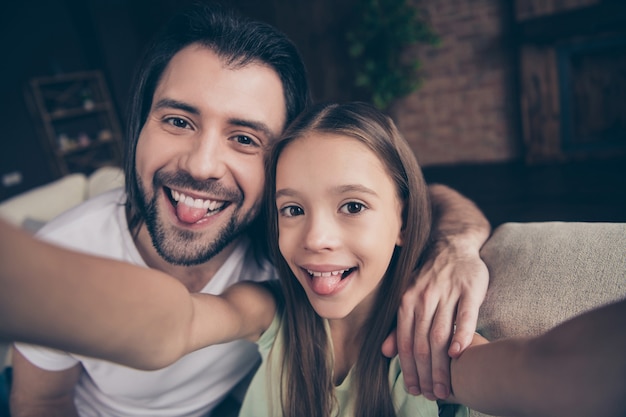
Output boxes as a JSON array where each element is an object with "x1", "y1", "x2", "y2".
[
  {"x1": 515, "y1": 0, "x2": 600, "y2": 20},
  {"x1": 391, "y1": 0, "x2": 521, "y2": 166},
  {"x1": 389, "y1": 0, "x2": 607, "y2": 166}
]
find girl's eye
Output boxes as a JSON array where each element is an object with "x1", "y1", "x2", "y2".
[
  {"x1": 279, "y1": 205, "x2": 304, "y2": 217},
  {"x1": 340, "y1": 202, "x2": 365, "y2": 214}
]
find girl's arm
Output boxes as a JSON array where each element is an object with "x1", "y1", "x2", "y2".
[
  {"x1": 0, "y1": 219, "x2": 276, "y2": 370},
  {"x1": 449, "y1": 298, "x2": 626, "y2": 417}
]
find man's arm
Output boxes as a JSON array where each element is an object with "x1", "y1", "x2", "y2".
[
  {"x1": 450, "y1": 298, "x2": 626, "y2": 417},
  {"x1": 384, "y1": 183, "x2": 491, "y2": 400},
  {"x1": 10, "y1": 349, "x2": 81, "y2": 417}
]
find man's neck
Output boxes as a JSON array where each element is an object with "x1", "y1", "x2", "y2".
[{"x1": 133, "y1": 224, "x2": 238, "y2": 293}]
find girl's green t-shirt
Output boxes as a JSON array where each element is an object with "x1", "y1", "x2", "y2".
[{"x1": 238, "y1": 314, "x2": 469, "y2": 417}]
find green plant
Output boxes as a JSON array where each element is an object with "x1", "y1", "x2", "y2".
[{"x1": 346, "y1": 0, "x2": 439, "y2": 109}]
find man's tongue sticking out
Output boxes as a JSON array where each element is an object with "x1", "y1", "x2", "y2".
[{"x1": 176, "y1": 203, "x2": 207, "y2": 224}]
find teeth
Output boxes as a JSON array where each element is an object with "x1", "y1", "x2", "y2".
[
  {"x1": 188, "y1": 196, "x2": 200, "y2": 208},
  {"x1": 171, "y1": 190, "x2": 225, "y2": 212},
  {"x1": 307, "y1": 268, "x2": 349, "y2": 277}
]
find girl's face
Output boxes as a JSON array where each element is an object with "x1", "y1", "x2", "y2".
[{"x1": 275, "y1": 133, "x2": 404, "y2": 321}]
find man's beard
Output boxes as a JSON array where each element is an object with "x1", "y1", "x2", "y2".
[{"x1": 135, "y1": 170, "x2": 259, "y2": 266}]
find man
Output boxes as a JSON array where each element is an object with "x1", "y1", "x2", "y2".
[{"x1": 10, "y1": 3, "x2": 489, "y2": 416}]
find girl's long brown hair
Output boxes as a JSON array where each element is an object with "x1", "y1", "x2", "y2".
[{"x1": 263, "y1": 102, "x2": 432, "y2": 416}]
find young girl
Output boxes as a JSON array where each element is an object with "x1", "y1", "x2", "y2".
[
  {"x1": 1, "y1": 103, "x2": 625, "y2": 417},
  {"x1": 241, "y1": 101, "x2": 448, "y2": 416}
]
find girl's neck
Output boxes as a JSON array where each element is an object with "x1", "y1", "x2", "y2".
[
  {"x1": 327, "y1": 305, "x2": 370, "y2": 385},
  {"x1": 329, "y1": 321, "x2": 362, "y2": 385}
]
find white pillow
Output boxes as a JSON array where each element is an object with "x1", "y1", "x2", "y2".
[
  {"x1": 87, "y1": 166, "x2": 125, "y2": 198},
  {"x1": 0, "y1": 173, "x2": 87, "y2": 227}
]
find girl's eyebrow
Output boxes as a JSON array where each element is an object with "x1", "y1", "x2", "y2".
[
  {"x1": 275, "y1": 184, "x2": 378, "y2": 199},
  {"x1": 275, "y1": 188, "x2": 298, "y2": 199},
  {"x1": 334, "y1": 184, "x2": 378, "y2": 196}
]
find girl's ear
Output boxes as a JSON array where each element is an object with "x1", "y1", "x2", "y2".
[
  {"x1": 396, "y1": 227, "x2": 405, "y2": 247},
  {"x1": 397, "y1": 203, "x2": 406, "y2": 246}
]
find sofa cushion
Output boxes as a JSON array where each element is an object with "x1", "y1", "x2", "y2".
[
  {"x1": 0, "y1": 173, "x2": 87, "y2": 228},
  {"x1": 478, "y1": 221, "x2": 626, "y2": 340},
  {"x1": 87, "y1": 166, "x2": 125, "y2": 198},
  {"x1": 0, "y1": 167, "x2": 125, "y2": 232},
  {"x1": 471, "y1": 221, "x2": 626, "y2": 417}
]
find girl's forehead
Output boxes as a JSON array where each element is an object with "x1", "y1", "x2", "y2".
[
  {"x1": 277, "y1": 132, "x2": 380, "y2": 171},
  {"x1": 276, "y1": 133, "x2": 392, "y2": 187},
  {"x1": 281, "y1": 132, "x2": 369, "y2": 155},
  {"x1": 275, "y1": 130, "x2": 403, "y2": 214}
]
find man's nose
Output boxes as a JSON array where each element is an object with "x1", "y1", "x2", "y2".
[{"x1": 179, "y1": 132, "x2": 227, "y2": 180}]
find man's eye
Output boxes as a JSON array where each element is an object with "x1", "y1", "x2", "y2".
[
  {"x1": 280, "y1": 205, "x2": 304, "y2": 217},
  {"x1": 166, "y1": 117, "x2": 190, "y2": 129},
  {"x1": 340, "y1": 202, "x2": 365, "y2": 214},
  {"x1": 233, "y1": 135, "x2": 260, "y2": 147}
]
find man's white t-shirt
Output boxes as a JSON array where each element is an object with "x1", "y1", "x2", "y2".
[{"x1": 14, "y1": 188, "x2": 276, "y2": 417}]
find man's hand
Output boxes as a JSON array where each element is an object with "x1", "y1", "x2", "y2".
[{"x1": 382, "y1": 184, "x2": 490, "y2": 401}]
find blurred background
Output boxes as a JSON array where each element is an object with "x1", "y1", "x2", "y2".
[{"x1": 1, "y1": 0, "x2": 625, "y2": 226}]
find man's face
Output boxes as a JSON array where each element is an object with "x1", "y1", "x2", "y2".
[{"x1": 134, "y1": 44, "x2": 286, "y2": 265}]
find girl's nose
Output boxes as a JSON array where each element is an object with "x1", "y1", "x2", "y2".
[{"x1": 303, "y1": 212, "x2": 340, "y2": 252}]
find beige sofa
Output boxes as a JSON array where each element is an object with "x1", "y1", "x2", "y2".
[
  {"x1": 0, "y1": 166, "x2": 124, "y2": 232},
  {"x1": 472, "y1": 221, "x2": 626, "y2": 417}
]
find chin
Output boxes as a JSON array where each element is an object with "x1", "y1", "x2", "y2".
[{"x1": 309, "y1": 302, "x2": 353, "y2": 321}]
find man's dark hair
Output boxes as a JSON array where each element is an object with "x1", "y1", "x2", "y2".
[{"x1": 124, "y1": 2, "x2": 311, "y2": 233}]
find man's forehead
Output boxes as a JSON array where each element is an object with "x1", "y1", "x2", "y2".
[
  {"x1": 154, "y1": 45, "x2": 287, "y2": 134},
  {"x1": 164, "y1": 44, "x2": 283, "y2": 96}
]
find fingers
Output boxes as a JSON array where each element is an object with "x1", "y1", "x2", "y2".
[
  {"x1": 395, "y1": 256, "x2": 489, "y2": 401},
  {"x1": 398, "y1": 285, "x2": 460, "y2": 401},
  {"x1": 397, "y1": 286, "x2": 444, "y2": 399},
  {"x1": 427, "y1": 307, "x2": 455, "y2": 400},
  {"x1": 396, "y1": 298, "x2": 421, "y2": 396},
  {"x1": 412, "y1": 308, "x2": 436, "y2": 399},
  {"x1": 381, "y1": 328, "x2": 397, "y2": 358},
  {"x1": 449, "y1": 294, "x2": 481, "y2": 358}
]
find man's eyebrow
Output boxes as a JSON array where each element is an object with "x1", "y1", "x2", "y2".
[
  {"x1": 151, "y1": 100, "x2": 278, "y2": 141},
  {"x1": 153, "y1": 98, "x2": 200, "y2": 115},
  {"x1": 229, "y1": 118, "x2": 277, "y2": 142}
]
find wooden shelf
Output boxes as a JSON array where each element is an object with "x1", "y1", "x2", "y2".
[
  {"x1": 48, "y1": 103, "x2": 111, "y2": 121},
  {"x1": 27, "y1": 70, "x2": 124, "y2": 177}
]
